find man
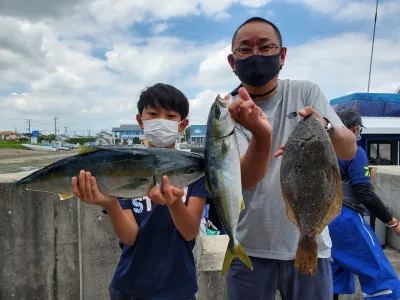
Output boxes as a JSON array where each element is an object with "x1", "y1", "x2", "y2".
[
  {"x1": 224, "y1": 17, "x2": 357, "y2": 300},
  {"x1": 330, "y1": 108, "x2": 400, "y2": 300}
]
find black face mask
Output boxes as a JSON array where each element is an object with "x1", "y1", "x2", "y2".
[{"x1": 234, "y1": 53, "x2": 281, "y2": 87}]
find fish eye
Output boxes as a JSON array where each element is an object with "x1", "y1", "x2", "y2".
[
  {"x1": 187, "y1": 167, "x2": 196, "y2": 174},
  {"x1": 214, "y1": 105, "x2": 221, "y2": 120}
]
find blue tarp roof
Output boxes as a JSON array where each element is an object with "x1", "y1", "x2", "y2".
[{"x1": 330, "y1": 93, "x2": 400, "y2": 117}]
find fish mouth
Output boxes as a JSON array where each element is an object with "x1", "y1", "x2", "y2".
[{"x1": 219, "y1": 129, "x2": 235, "y2": 139}]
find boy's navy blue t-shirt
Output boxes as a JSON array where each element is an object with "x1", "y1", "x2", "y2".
[{"x1": 104, "y1": 176, "x2": 210, "y2": 299}]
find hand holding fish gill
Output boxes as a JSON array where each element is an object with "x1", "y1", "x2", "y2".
[
  {"x1": 224, "y1": 87, "x2": 272, "y2": 139},
  {"x1": 274, "y1": 108, "x2": 326, "y2": 158},
  {"x1": 147, "y1": 175, "x2": 185, "y2": 206},
  {"x1": 72, "y1": 170, "x2": 116, "y2": 207}
]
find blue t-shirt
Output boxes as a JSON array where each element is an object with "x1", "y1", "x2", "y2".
[
  {"x1": 338, "y1": 146, "x2": 371, "y2": 185},
  {"x1": 107, "y1": 176, "x2": 210, "y2": 299}
]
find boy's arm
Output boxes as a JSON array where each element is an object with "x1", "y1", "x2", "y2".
[
  {"x1": 72, "y1": 170, "x2": 139, "y2": 246},
  {"x1": 147, "y1": 175, "x2": 207, "y2": 241},
  {"x1": 167, "y1": 196, "x2": 206, "y2": 241},
  {"x1": 102, "y1": 200, "x2": 139, "y2": 246},
  {"x1": 227, "y1": 87, "x2": 272, "y2": 190}
]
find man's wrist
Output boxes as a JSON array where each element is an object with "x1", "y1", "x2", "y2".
[{"x1": 323, "y1": 117, "x2": 334, "y2": 139}]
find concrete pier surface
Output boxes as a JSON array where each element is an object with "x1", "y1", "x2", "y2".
[
  {"x1": 0, "y1": 148, "x2": 78, "y2": 174},
  {"x1": 1, "y1": 153, "x2": 399, "y2": 299}
]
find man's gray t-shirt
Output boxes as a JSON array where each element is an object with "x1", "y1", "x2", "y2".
[{"x1": 231, "y1": 79, "x2": 344, "y2": 261}]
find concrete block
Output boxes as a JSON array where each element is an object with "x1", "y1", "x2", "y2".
[
  {"x1": 79, "y1": 201, "x2": 121, "y2": 299},
  {"x1": 0, "y1": 183, "x2": 56, "y2": 300},
  {"x1": 371, "y1": 166, "x2": 400, "y2": 250}
]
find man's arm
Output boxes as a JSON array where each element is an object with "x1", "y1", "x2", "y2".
[
  {"x1": 227, "y1": 87, "x2": 272, "y2": 190},
  {"x1": 298, "y1": 107, "x2": 357, "y2": 160},
  {"x1": 301, "y1": 83, "x2": 356, "y2": 160}
]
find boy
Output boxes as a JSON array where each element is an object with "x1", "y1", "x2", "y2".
[{"x1": 72, "y1": 83, "x2": 210, "y2": 300}]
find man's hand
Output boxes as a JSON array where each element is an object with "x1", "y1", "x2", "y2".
[
  {"x1": 225, "y1": 87, "x2": 272, "y2": 140},
  {"x1": 72, "y1": 170, "x2": 116, "y2": 207},
  {"x1": 298, "y1": 106, "x2": 327, "y2": 126},
  {"x1": 273, "y1": 144, "x2": 286, "y2": 158},
  {"x1": 147, "y1": 175, "x2": 185, "y2": 206},
  {"x1": 273, "y1": 107, "x2": 327, "y2": 158}
]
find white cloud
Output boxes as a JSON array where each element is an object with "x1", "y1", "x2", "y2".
[
  {"x1": 189, "y1": 89, "x2": 230, "y2": 124},
  {"x1": 105, "y1": 37, "x2": 205, "y2": 82},
  {"x1": 153, "y1": 23, "x2": 169, "y2": 34},
  {"x1": 0, "y1": 0, "x2": 398, "y2": 136},
  {"x1": 280, "y1": 32, "x2": 400, "y2": 99},
  {"x1": 240, "y1": 0, "x2": 271, "y2": 8},
  {"x1": 193, "y1": 45, "x2": 239, "y2": 89},
  {"x1": 287, "y1": 0, "x2": 400, "y2": 22}
]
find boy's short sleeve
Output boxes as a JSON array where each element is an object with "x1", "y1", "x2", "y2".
[
  {"x1": 187, "y1": 176, "x2": 211, "y2": 199},
  {"x1": 102, "y1": 197, "x2": 133, "y2": 214}
]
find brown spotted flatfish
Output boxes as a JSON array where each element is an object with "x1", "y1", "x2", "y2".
[{"x1": 280, "y1": 114, "x2": 342, "y2": 275}]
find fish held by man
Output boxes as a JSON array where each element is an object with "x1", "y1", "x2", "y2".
[
  {"x1": 280, "y1": 114, "x2": 342, "y2": 275},
  {"x1": 204, "y1": 94, "x2": 253, "y2": 276},
  {"x1": 15, "y1": 147, "x2": 205, "y2": 200}
]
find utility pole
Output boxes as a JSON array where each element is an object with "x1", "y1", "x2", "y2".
[
  {"x1": 64, "y1": 127, "x2": 69, "y2": 138},
  {"x1": 54, "y1": 117, "x2": 59, "y2": 137},
  {"x1": 26, "y1": 119, "x2": 31, "y2": 140},
  {"x1": 367, "y1": 0, "x2": 378, "y2": 93},
  {"x1": 87, "y1": 129, "x2": 90, "y2": 137}
]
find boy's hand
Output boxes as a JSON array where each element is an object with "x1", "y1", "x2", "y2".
[
  {"x1": 147, "y1": 175, "x2": 185, "y2": 206},
  {"x1": 72, "y1": 170, "x2": 116, "y2": 207},
  {"x1": 224, "y1": 87, "x2": 272, "y2": 140}
]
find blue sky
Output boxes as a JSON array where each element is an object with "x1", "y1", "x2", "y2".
[{"x1": 0, "y1": 0, "x2": 399, "y2": 135}]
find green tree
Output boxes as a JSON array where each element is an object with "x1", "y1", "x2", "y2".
[{"x1": 133, "y1": 137, "x2": 141, "y2": 144}]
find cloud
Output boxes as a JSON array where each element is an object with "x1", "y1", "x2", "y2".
[
  {"x1": 192, "y1": 45, "x2": 239, "y2": 89},
  {"x1": 153, "y1": 23, "x2": 169, "y2": 34},
  {"x1": 279, "y1": 32, "x2": 400, "y2": 99},
  {"x1": 189, "y1": 89, "x2": 230, "y2": 124},
  {"x1": 287, "y1": 0, "x2": 400, "y2": 22}
]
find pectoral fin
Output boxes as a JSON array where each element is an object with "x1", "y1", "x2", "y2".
[{"x1": 58, "y1": 193, "x2": 75, "y2": 200}]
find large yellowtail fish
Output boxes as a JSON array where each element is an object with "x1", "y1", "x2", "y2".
[
  {"x1": 15, "y1": 147, "x2": 205, "y2": 200},
  {"x1": 204, "y1": 94, "x2": 253, "y2": 276}
]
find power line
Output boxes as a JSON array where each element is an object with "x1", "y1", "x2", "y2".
[{"x1": 367, "y1": 0, "x2": 378, "y2": 93}]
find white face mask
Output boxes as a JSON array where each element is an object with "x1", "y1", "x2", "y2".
[{"x1": 142, "y1": 118, "x2": 181, "y2": 148}]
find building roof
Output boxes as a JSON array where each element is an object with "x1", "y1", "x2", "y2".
[
  {"x1": 112, "y1": 124, "x2": 143, "y2": 131},
  {"x1": 0, "y1": 131, "x2": 17, "y2": 135}
]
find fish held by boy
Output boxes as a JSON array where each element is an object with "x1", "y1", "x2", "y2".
[
  {"x1": 15, "y1": 146, "x2": 205, "y2": 200},
  {"x1": 204, "y1": 94, "x2": 253, "y2": 276},
  {"x1": 280, "y1": 114, "x2": 342, "y2": 275}
]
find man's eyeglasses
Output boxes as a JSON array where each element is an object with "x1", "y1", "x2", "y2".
[{"x1": 233, "y1": 43, "x2": 282, "y2": 59}]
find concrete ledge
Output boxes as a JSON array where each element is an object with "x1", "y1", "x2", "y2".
[{"x1": 195, "y1": 235, "x2": 229, "y2": 272}]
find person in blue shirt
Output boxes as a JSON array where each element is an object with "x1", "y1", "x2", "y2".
[
  {"x1": 70, "y1": 83, "x2": 272, "y2": 299},
  {"x1": 330, "y1": 108, "x2": 400, "y2": 300}
]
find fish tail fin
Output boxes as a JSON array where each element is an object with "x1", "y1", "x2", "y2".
[
  {"x1": 221, "y1": 239, "x2": 253, "y2": 276},
  {"x1": 294, "y1": 232, "x2": 318, "y2": 275}
]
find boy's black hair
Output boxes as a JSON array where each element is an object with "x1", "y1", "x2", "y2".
[
  {"x1": 137, "y1": 83, "x2": 189, "y2": 120},
  {"x1": 231, "y1": 17, "x2": 282, "y2": 51}
]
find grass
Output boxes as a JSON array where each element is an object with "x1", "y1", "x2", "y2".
[{"x1": 0, "y1": 140, "x2": 27, "y2": 149}]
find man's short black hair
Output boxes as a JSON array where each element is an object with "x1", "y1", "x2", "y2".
[
  {"x1": 137, "y1": 83, "x2": 189, "y2": 120},
  {"x1": 231, "y1": 17, "x2": 282, "y2": 51}
]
